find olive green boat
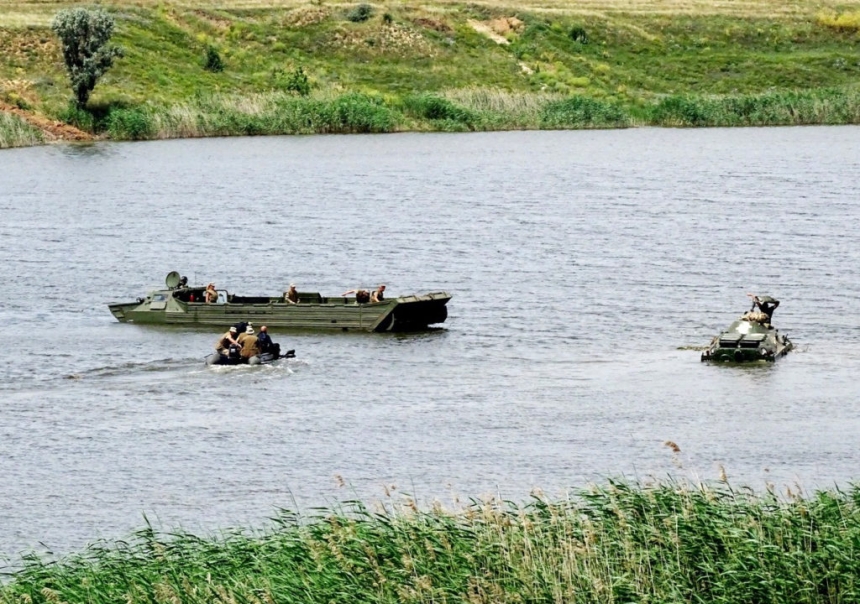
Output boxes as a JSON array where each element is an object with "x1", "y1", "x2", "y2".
[{"x1": 108, "y1": 272, "x2": 451, "y2": 332}]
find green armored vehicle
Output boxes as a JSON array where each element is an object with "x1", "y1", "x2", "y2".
[
  {"x1": 109, "y1": 272, "x2": 451, "y2": 332},
  {"x1": 701, "y1": 295, "x2": 793, "y2": 362}
]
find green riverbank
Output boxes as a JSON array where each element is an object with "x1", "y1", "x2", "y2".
[
  {"x1": 0, "y1": 111, "x2": 42, "y2": 147},
  {"x1": 2, "y1": 481, "x2": 860, "y2": 603},
  {"x1": 1, "y1": 1, "x2": 860, "y2": 146}
]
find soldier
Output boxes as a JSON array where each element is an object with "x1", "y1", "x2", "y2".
[
  {"x1": 284, "y1": 283, "x2": 299, "y2": 304},
  {"x1": 257, "y1": 325, "x2": 273, "y2": 354},
  {"x1": 204, "y1": 283, "x2": 218, "y2": 304},
  {"x1": 216, "y1": 326, "x2": 240, "y2": 354},
  {"x1": 371, "y1": 284, "x2": 386, "y2": 303},
  {"x1": 240, "y1": 326, "x2": 260, "y2": 360},
  {"x1": 237, "y1": 324, "x2": 254, "y2": 346},
  {"x1": 342, "y1": 288, "x2": 370, "y2": 303},
  {"x1": 747, "y1": 293, "x2": 780, "y2": 322}
]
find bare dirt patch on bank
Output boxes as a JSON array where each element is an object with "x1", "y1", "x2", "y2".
[{"x1": 0, "y1": 101, "x2": 91, "y2": 141}]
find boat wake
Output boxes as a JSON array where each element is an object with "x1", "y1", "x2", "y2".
[
  {"x1": 64, "y1": 357, "x2": 199, "y2": 381},
  {"x1": 199, "y1": 357, "x2": 308, "y2": 377}
]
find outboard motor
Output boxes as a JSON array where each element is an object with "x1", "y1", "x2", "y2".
[{"x1": 228, "y1": 344, "x2": 241, "y2": 361}]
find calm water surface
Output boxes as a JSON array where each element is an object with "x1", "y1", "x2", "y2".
[{"x1": 1, "y1": 127, "x2": 859, "y2": 558}]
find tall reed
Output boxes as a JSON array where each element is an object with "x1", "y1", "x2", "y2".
[
  {"x1": 3, "y1": 480, "x2": 860, "y2": 604},
  {"x1": 647, "y1": 87, "x2": 860, "y2": 127},
  {"x1": 140, "y1": 92, "x2": 398, "y2": 140},
  {"x1": 442, "y1": 88, "x2": 566, "y2": 129},
  {"x1": 0, "y1": 112, "x2": 42, "y2": 149}
]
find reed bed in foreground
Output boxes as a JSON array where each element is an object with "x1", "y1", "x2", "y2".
[
  {"x1": 0, "y1": 111, "x2": 42, "y2": 148},
  {"x1": 3, "y1": 480, "x2": 860, "y2": 604}
]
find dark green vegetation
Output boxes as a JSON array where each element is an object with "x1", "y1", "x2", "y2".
[
  {"x1": 0, "y1": 110, "x2": 42, "y2": 148},
  {"x1": 1, "y1": 2, "x2": 860, "y2": 141},
  {"x1": 51, "y1": 7, "x2": 123, "y2": 106},
  {"x1": 3, "y1": 481, "x2": 860, "y2": 603}
]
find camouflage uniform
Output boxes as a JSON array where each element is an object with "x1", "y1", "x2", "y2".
[{"x1": 240, "y1": 335, "x2": 260, "y2": 359}]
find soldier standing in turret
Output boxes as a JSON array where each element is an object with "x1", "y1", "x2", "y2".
[{"x1": 747, "y1": 293, "x2": 780, "y2": 323}]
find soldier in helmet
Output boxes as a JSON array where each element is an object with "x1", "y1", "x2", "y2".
[{"x1": 747, "y1": 293, "x2": 780, "y2": 323}]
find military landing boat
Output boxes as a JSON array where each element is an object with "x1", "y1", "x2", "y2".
[
  {"x1": 701, "y1": 294, "x2": 793, "y2": 363},
  {"x1": 109, "y1": 272, "x2": 451, "y2": 332}
]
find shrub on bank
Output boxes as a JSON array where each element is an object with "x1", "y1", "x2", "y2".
[
  {"x1": 3, "y1": 481, "x2": 860, "y2": 604},
  {"x1": 540, "y1": 95, "x2": 630, "y2": 128},
  {"x1": 107, "y1": 107, "x2": 153, "y2": 140},
  {"x1": 322, "y1": 93, "x2": 396, "y2": 133},
  {"x1": 57, "y1": 100, "x2": 96, "y2": 133},
  {"x1": 346, "y1": 4, "x2": 374, "y2": 23},
  {"x1": 402, "y1": 94, "x2": 478, "y2": 130},
  {"x1": 203, "y1": 45, "x2": 225, "y2": 73},
  {"x1": 280, "y1": 66, "x2": 311, "y2": 96}
]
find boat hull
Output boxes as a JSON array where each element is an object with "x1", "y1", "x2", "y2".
[
  {"x1": 205, "y1": 352, "x2": 279, "y2": 366},
  {"x1": 109, "y1": 292, "x2": 451, "y2": 332}
]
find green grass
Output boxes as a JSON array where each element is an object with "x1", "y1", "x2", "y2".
[
  {"x1": 3, "y1": 480, "x2": 860, "y2": 603},
  {"x1": 83, "y1": 86, "x2": 860, "y2": 141},
  {"x1": 2, "y1": 1, "x2": 860, "y2": 140},
  {"x1": 0, "y1": 111, "x2": 42, "y2": 148}
]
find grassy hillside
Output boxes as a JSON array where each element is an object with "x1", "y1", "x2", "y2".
[{"x1": 1, "y1": 0, "x2": 860, "y2": 143}]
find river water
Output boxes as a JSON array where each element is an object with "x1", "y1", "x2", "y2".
[{"x1": 1, "y1": 127, "x2": 859, "y2": 559}]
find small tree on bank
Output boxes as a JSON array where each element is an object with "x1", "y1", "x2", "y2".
[{"x1": 51, "y1": 7, "x2": 123, "y2": 107}]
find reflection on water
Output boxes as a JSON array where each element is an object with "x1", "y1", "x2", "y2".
[{"x1": 1, "y1": 126, "x2": 859, "y2": 557}]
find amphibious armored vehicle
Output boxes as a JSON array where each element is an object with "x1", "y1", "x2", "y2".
[
  {"x1": 701, "y1": 301, "x2": 793, "y2": 363},
  {"x1": 109, "y1": 272, "x2": 450, "y2": 332}
]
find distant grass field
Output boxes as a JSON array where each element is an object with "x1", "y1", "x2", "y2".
[{"x1": 2, "y1": 0, "x2": 860, "y2": 142}]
